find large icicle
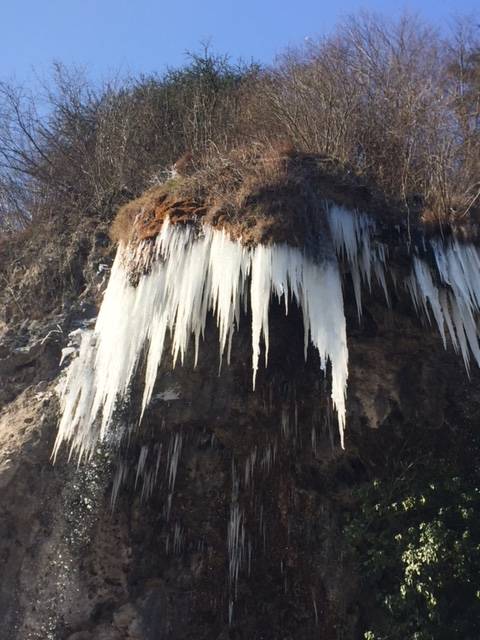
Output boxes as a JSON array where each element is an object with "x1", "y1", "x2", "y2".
[
  {"x1": 56, "y1": 220, "x2": 349, "y2": 460},
  {"x1": 57, "y1": 203, "x2": 480, "y2": 462},
  {"x1": 406, "y1": 240, "x2": 480, "y2": 373},
  {"x1": 327, "y1": 204, "x2": 480, "y2": 379},
  {"x1": 327, "y1": 205, "x2": 389, "y2": 318}
]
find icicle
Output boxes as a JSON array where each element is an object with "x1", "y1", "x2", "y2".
[
  {"x1": 406, "y1": 241, "x2": 480, "y2": 373},
  {"x1": 56, "y1": 219, "x2": 350, "y2": 459},
  {"x1": 251, "y1": 245, "x2": 273, "y2": 388},
  {"x1": 281, "y1": 407, "x2": 290, "y2": 439},
  {"x1": 327, "y1": 205, "x2": 389, "y2": 317},
  {"x1": 111, "y1": 460, "x2": 128, "y2": 508},
  {"x1": 410, "y1": 256, "x2": 446, "y2": 346},
  {"x1": 300, "y1": 259, "x2": 348, "y2": 447},
  {"x1": 135, "y1": 445, "x2": 149, "y2": 488},
  {"x1": 167, "y1": 432, "x2": 183, "y2": 492},
  {"x1": 228, "y1": 461, "x2": 245, "y2": 602},
  {"x1": 209, "y1": 229, "x2": 249, "y2": 367}
]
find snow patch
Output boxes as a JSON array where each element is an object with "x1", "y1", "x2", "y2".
[{"x1": 153, "y1": 389, "x2": 181, "y2": 402}]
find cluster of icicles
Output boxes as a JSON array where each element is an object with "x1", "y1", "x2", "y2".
[{"x1": 54, "y1": 204, "x2": 480, "y2": 461}]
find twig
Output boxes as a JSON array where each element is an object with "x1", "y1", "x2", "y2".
[{"x1": 0, "y1": 274, "x2": 24, "y2": 317}]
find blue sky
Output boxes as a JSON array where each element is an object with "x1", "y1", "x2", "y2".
[{"x1": 1, "y1": 0, "x2": 479, "y2": 86}]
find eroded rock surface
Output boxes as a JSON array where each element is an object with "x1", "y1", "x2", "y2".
[{"x1": 1, "y1": 243, "x2": 479, "y2": 640}]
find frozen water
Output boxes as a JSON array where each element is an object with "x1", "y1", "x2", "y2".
[
  {"x1": 55, "y1": 218, "x2": 348, "y2": 459},
  {"x1": 56, "y1": 206, "x2": 480, "y2": 462}
]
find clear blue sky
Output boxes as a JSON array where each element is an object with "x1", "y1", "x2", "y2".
[{"x1": 1, "y1": 0, "x2": 479, "y2": 86}]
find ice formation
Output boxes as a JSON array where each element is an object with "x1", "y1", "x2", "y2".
[
  {"x1": 55, "y1": 203, "x2": 480, "y2": 463},
  {"x1": 55, "y1": 217, "x2": 348, "y2": 461},
  {"x1": 407, "y1": 240, "x2": 480, "y2": 374},
  {"x1": 327, "y1": 205, "x2": 389, "y2": 317},
  {"x1": 328, "y1": 206, "x2": 480, "y2": 375}
]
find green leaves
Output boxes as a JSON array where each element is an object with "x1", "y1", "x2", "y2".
[{"x1": 346, "y1": 459, "x2": 480, "y2": 639}]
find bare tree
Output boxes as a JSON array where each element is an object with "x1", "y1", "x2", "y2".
[{"x1": 0, "y1": 16, "x2": 479, "y2": 232}]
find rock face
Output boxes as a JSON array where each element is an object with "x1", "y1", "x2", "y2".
[{"x1": 1, "y1": 223, "x2": 480, "y2": 639}]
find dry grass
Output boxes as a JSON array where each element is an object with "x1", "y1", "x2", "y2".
[
  {"x1": 111, "y1": 144, "x2": 411, "y2": 249},
  {"x1": 111, "y1": 184, "x2": 207, "y2": 245},
  {"x1": 3, "y1": 14, "x2": 479, "y2": 240}
]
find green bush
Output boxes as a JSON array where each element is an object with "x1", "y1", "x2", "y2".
[{"x1": 346, "y1": 460, "x2": 480, "y2": 639}]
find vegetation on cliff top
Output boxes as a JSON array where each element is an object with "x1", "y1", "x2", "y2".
[{"x1": 0, "y1": 12, "x2": 479, "y2": 240}]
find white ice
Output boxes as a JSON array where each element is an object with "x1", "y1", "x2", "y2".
[
  {"x1": 327, "y1": 204, "x2": 389, "y2": 318},
  {"x1": 56, "y1": 205, "x2": 480, "y2": 463},
  {"x1": 55, "y1": 218, "x2": 348, "y2": 460},
  {"x1": 407, "y1": 240, "x2": 480, "y2": 374},
  {"x1": 328, "y1": 206, "x2": 480, "y2": 377}
]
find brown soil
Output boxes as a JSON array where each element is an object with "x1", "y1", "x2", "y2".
[
  {"x1": 111, "y1": 150, "x2": 414, "y2": 249},
  {"x1": 112, "y1": 148, "x2": 480, "y2": 255},
  {"x1": 110, "y1": 188, "x2": 207, "y2": 245}
]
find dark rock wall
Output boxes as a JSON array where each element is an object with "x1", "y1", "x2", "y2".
[{"x1": 1, "y1": 264, "x2": 479, "y2": 639}]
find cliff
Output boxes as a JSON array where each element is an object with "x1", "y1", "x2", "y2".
[{"x1": 1, "y1": 153, "x2": 480, "y2": 639}]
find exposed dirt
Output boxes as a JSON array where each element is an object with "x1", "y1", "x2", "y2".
[{"x1": 111, "y1": 151, "x2": 480, "y2": 253}]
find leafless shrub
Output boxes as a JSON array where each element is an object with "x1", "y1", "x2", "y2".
[
  {"x1": 0, "y1": 51, "x2": 256, "y2": 231},
  {"x1": 0, "y1": 15, "x2": 479, "y2": 235},
  {"x1": 254, "y1": 14, "x2": 480, "y2": 221}
]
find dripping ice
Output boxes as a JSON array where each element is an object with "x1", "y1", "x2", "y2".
[
  {"x1": 329, "y1": 205, "x2": 480, "y2": 373},
  {"x1": 327, "y1": 205, "x2": 389, "y2": 317},
  {"x1": 55, "y1": 204, "x2": 480, "y2": 462},
  {"x1": 55, "y1": 216, "x2": 348, "y2": 461},
  {"x1": 407, "y1": 239, "x2": 480, "y2": 373}
]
